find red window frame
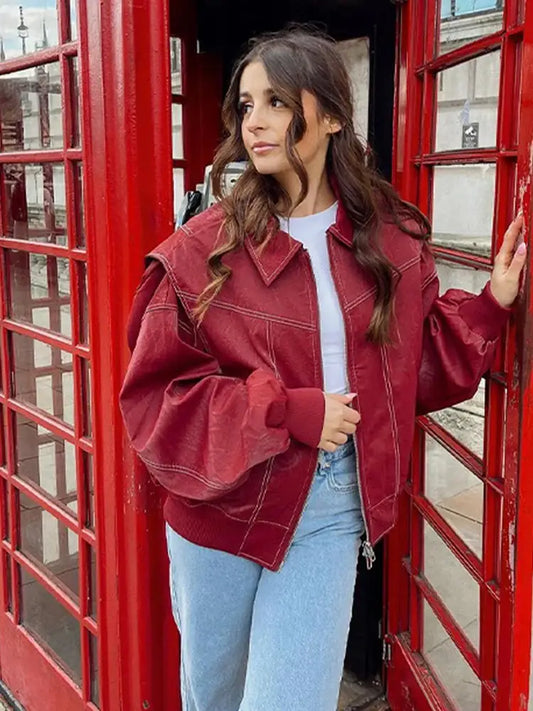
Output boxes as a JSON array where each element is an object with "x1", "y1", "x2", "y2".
[{"x1": 386, "y1": 1, "x2": 533, "y2": 709}]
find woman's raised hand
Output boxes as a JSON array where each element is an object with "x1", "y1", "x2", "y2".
[
  {"x1": 490, "y1": 213, "x2": 527, "y2": 308},
  {"x1": 319, "y1": 393, "x2": 361, "y2": 452}
]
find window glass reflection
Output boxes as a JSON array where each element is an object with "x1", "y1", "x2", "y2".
[
  {"x1": 425, "y1": 435, "x2": 483, "y2": 557},
  {"x1": 169, "y1": 37, "x2": 182, "y2": 93},
  {"x1": 0, "y1": 63, "x2": 63, "y2": 151},
  {"x1": 173, "y1": 168, "x2": 185, "y2": 223},
  {"x1": 19, "y1": 490, "x2": 79, "y2": 599},
  {"x1": 12, "y1": 333, "x2": 74, "y2": 426},
  {"x1": 422, "y1": 600, "x2": 481, "y2": 710},
  {"x1": 0, "y1": 4, "x2": 58, "y2": 61},
  {"x1": 70, "y1": 57, "x2": 80, "y2": 147},
  {"x1": 432, "y1": 163, "x2": 495, "y2": 256},
  {"x1": 20, "y1": 565, "x2": 81, "y2": 685},
  {"x1": 8, "y1": 250, "x2": 71, "y2": 339},
  {"x1": 435, "y1": 52, "x2": 500, "y2": 152},
  {"x1": 172, "y1": 103, "x2": 183, "y2": 159},
  {"x1": 2, "y1": 163, "x2": 67, "y2": 245},
  {"x1": 423, "y1": 521, "x2": 480, "y2": 651},
  {"x1": 16, "y1": 414, "x2": 77, "y2": 514},
  {"x1": 69, "y1": 0, "x2": 78, "y2": 42},
  {"x1": 439, "y1": 0, "x2": 504, "y2": 55}
]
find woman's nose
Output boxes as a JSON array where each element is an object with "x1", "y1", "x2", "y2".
[{"x1": 245, "y1": 105, "x2": 266, "y2": 132}]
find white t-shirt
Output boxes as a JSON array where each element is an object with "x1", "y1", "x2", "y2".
[{"x1": 279, "y1": 202, "x2": 348, "y2": 395}]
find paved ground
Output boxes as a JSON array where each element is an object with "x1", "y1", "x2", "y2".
[{"x1": 338, "y1": 673, "x2": 390, "y2": 710}]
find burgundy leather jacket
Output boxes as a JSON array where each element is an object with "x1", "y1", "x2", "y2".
[{"x1": 119, "y1": 201, "x2": 510, "y2": 571}]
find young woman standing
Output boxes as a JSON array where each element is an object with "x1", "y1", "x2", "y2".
[{"x1": 120, "y1": 29, "x2": 527, "y2": 711}]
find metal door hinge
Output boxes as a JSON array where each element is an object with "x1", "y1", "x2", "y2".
[{"x1": 382, "y1": 638, "x2": 392, "y2": 664}]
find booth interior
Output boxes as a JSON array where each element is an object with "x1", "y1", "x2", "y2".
[{"x1": 168, "y1": 0, "x2": 398, "y2": 684}]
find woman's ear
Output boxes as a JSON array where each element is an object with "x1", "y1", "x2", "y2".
[{"x1": 325, "y1": 116, "x2": 343, "y2": 134}]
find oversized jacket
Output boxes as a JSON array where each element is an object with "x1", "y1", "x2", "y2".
[{"x1": 119, "y1": 201, "x2": 510, "y2": 571}]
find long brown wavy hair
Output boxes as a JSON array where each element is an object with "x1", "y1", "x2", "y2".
[{"x1": 194, "y1": 27, "x2": 430, "y2": 343}]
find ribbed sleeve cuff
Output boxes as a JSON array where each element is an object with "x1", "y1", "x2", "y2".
[
  {"x1": 284, "y1": 388, "x2": 325, "y2": 448},
  {"x1": 459, "y1": 282, "x2": 512, "y2": 341}
]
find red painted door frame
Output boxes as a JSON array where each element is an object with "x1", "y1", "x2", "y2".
[{"x1": 386, "y1": 1, "x2": 533, "y2": 709}]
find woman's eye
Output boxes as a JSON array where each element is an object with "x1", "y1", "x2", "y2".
[
  {"x1": 239, "y1": 102, "x2": 253, "y2": 116},
  {"x1": 271, "y1": 97, "x2": 286, "y2": 108}
]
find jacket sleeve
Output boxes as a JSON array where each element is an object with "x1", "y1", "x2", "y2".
[
  {"x1": 416, "y1": 243, "x2": 512, "y2": 415},
  {"x1": 119, "y1": 260, "x2": 325, "y2": 501}
]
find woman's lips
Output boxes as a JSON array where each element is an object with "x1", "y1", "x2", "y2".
[{"x1": 252, "y1": 143, "x2": 278, "y2": 154}]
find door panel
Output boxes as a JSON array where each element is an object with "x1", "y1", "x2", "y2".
[
  {"x1": 387, "y1": 0, "x2": 532, "y2": 709},
  {"x1": 0, "y1": 3, "x2": 97, "y2": 707}
]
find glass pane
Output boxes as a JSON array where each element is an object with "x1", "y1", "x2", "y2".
[
  {"x1": 12, "y1": 333, "x2": 74, "y2": 426},
  {"x1": 3, "y1": 551, "x2": 12, "y2": 612},
  {"x1": 0, "y1": 4, "x2": 59, "y2": 62},
  {"x1": 423, "y1": 521, "x2": 479, "y2": 651},
  {"x1": 438, "y1": 1, "x2": 504, "y2": 55},
  {"x1": 70, "y1": 57, "x2": 80, "y2": 147},
  {"x1": 423, "y1": 600, "x2": 481, "y2": 710},
  {"x1": 74, "y1": 163, "x2": 85, "y2": 248},
  {"x1": 89, "y1": 632, "x2": 100, "y2": 707},
  {"x1": 169, "y1": 37, "x2": 182, "y2": 93},
  {"x1": 89, "y1": 545, "x2": 97, "y2": 619},
  {"x1": 173, "y1": 168, "x2": 185, "y2": 222},
  {"x1": 81, "y1": 359, "x2": 92, "y2": 437},
  {"x1": 0, "y1": 63, "x2": 63, "y2": 151},
  {"x1": 172, "y1": 103, "x2": 183, "y2": 159},
  {"x1": 2, "y1": 163, "x2": 67, "y2": 245},
  {"x1": 431, "y1": 163, "x2": 495, "y2": 256},
  {"x1": 425, "y1": 435, "x2": 483, "y2": 557},
  {"x1": 8, "y1": 250, "x2": 71, "y2": 339},
  {"x1": 19, "y1": 491, "x2": 79, "y2": 599},
  {"x1": 431, "y1": 381, "x2": 485, "y2": 459},
  {"x1": 1, "y1": 477, "x2": 9, "y2": 541},
  {"x1": 78, "y1": 260, "x2": 89, "y2": 345},
  {"x1": 84, "y1": 453, "x2": 95, "y2": 529},
  {"x1": 16, "y1": 414, "x2": 77, "y2": 513},
  {"x1": 435, "y1": 52, "x2": 500, "y2": 152},
  {"x1": 69, "y1": 0, "x2": 78, "y2": 42},
  {"x1": 20, "y1": 564, "x2": 81, "y2": 685}
]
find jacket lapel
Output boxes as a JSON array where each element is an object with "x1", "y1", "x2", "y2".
[{"x1": 244, "y1": 227, "x2": 303, "y2": 286}]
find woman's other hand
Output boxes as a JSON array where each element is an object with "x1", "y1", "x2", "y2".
[
  {"x1": 319, "y1": 393, "x2": 360, "y2": 452},
  {"x1": 490, "y1": 213, "x2": 527, "y2": 308}
]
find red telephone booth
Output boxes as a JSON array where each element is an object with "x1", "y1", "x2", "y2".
[{"x1": 0, "y1": 1, "x2": 531, "y2": 710}]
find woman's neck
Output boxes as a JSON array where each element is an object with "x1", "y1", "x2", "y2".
[{"x1": 276, "y1": 167, "x2": 336, "y2": 218}]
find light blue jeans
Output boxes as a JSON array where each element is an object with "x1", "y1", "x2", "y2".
[{"x1": 166, "y1": 437, "x2": 365, "y2": 711}]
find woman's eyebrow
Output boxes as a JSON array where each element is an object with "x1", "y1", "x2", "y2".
[{"x1": 238, "y1": 88, "x2": 275, "y2": 101}]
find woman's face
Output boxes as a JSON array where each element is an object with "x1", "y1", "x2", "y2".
[{"x1": 239, "y1": 61, "x2": 336, "y2": 184}]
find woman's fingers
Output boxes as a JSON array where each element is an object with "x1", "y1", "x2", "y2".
[
  {"x1": 319, "y1": 440, "x2": 337, "y2": 453},
  {"x1": 495, "y1": 213, "x2": 524, "y2": 267},
  {"x1": 340, "y1": 423, "x2": 357, "y2": 435},
  {"x1": 506, "y1": 241, "x2": 528, "y2": 281}
]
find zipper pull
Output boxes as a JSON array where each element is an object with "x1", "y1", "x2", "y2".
[{"x1": 362, "y1": 541, "x2": 376, "y2": 570}]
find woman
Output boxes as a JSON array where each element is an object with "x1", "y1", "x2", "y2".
[{"x1": 119, "y1": 28, "x2": 526, "y2": 711}]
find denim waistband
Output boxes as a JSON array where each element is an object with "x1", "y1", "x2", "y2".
[{"x1": 317, "y1": 436, "x2": 355, "y2": 466}]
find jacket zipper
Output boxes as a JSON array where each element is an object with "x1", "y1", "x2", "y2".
[
  {"x1": 278, "y1": 249, "x2": 324, "y2": 569},
  {"x1": 278, "y1": 246, "x2": 375, "y2": 570},
  {"x1": 326, "y1": 230, "x2": 375, "y2": 570}
]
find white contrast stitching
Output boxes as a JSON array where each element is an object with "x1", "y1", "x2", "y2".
[
  {"x1": 380, "y1": 346, "x2": 401, "y2": 522},
  {"x1": 238, "y1": 456, "x2": 276, "y2": 554}
]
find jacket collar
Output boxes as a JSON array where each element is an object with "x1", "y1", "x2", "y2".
[{"x1": 244, "y1": 195, "x2": 354, "y2": 286}]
